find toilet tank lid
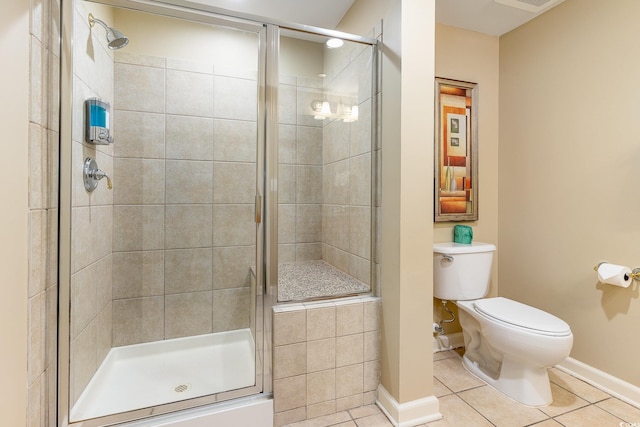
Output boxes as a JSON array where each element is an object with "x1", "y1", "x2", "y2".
[{"x1": 433, "y1": 242, "x2": 496, "y2": 254}]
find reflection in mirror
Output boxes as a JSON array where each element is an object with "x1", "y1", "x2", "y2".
[{"x1": 434, "y1": 77, "x2": 478, "y2": 222}]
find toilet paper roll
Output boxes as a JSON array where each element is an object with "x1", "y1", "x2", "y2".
[{"x1": 597, "y1": 263, "x2": 632, "y2": 288}]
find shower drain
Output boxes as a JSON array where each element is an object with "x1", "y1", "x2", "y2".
[{"x1": 173, "y1": 383, "x2": 191, "y2": 393}]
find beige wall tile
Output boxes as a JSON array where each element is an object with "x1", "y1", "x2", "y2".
[
  {"x1": 166, "y1": 115, "x2": 213, "y2": 161},
  {"x1": 274, "y1": 310, "x2": 306, "y2": 346},
  {"x1": 113, "y1": 111, "x2": 165, "y2": 159},
  {"x1": 213, "y1": 162, "x2": 255, "y2": 204},
  {"x1": 296, "y1": 204, "x2": 322, "y2": 243},
  {"x1": 71, "y1": 263, "x2": 97, "y2": 340},
  {"x1": 212, "y1": 204, "x2": 255, "y2": 247},
  {"x1": 349, "y1": 153, "x2": 371, "y2": 207},
  {"x1": 212, "y1": 287, "x2": 250, "y2": 332},
  {"x1": 165, "y1": 291, "x2": 213, "y2": 339},
  {"x1": 307, "y1": 306, "x2": 336, "y2": 341},
  {"x1": 323, "y1": 120, "x2": 350, "y2": 164},
  {"x1": 96, "y1": 303, "x2": 112, "y2": 366},
  {"x1": 363, "y1": 299, "x2": 381, "y2": 332},
  {"x1": 70, "y1": 321, "x2": 97, "y2": 404},
  {"x1": 278, "y1": 165, "x2": 296, "y2": 204},
  {"x1": 336, "y1": 394, "x2": 362, "y2": 413},
  {"x1": 335, "y1": 364, "x2": 363, "y2": 399},
  {"x1": 213, "y1": 119, "x2": 257, "y2": 162},
  {"x1": 336, "y1": 302, "x2": 363, "y2": 336},
  {"x1": 350, "y1": 98, "x2": 372, "y2": 157},
  {"x1": 297, "y1": 126, "x2": 322, "y2": 165},
  {"x1": 307, "y1": 338, "x2": 336, "y2": 373},
  {"x1": 278, "y1": 124, "x2": 296, "y2": 163},
  {"x1": 28, "y1": 209, "x2": 47, "y2": 297},
  {"x1": 165, "y1": 204, "x2": 212, "y2": 249},
  {"x1": 349, "y1": 206, "x2": 370, "y2": 260},
  {"x1": 336, "y1": 334, "x2": 364, "y2": 368},
  {"x1": 214, "y1": 75, "x2": 257, "y2": 121},
  {"x1": 165, "y1": 248, "x2": 213, "y2": 294},
  {"x1": 166, "y1": 69, "x2": 213, "y2": 117},
  {"x1": 113, "y1": 205, "x2": 164, "y2": 251},
  {"x1": 278, "y1": 205, "x2": 296, "y2": 244},
  {"x1": 212, "y1": 245, "x2": 254, "y2": 289},
  {"x1": 296, "y1": 166, "x2": 322, "y2": 204},
  {"x1": 274, "y1": 407, "x2": 306, "y2": 427},
  {"x1": 28, "y1": 293, "x2": 46, "y2": 386},
  {"x1": 274, "y1": 374, "x2": 306, "y2": 413},
  {"x1": 274, "y1": 342, "x2": 307, "y2": 380},
  {"x1": 307, "y1": 369, "x2": 336, "y2": 405},
  {"x1": 307, "y1": 400, "x2": 336, "y2": 419},
  {"x1": 363, "y1": 360, "x2": 380, "y2": 393},
  {"x1": 278, "y1": 84, "x2": 296, "y2": 126},
  {"x1": 323, "y1": 160, "x2": 350, "y2": 205},
  {"x1": 166, "y1": 160, "x2": 213, "y2": 204},
  {"x1": 295, "y1": 243, "x2": 322, "y2": 261},
  {"x1": 112, "y1": 251, "x2": 164, "y2": 299},
  {"x1": 323, "y1": 205, "x2": 349, "y2": 250},
  {"x1": 114, "y1": 63, "x2": 165, "y2": 114},
  {"x1": 363, "y1": 331, "x2": 380, "y2": 362},
  {"x1": 295, "y1": 86, "x2": 323, "y2": 128},
  {"x1": 113, "y1": 158, "x2": 165, "y2": 205},
  {"x1": 112, "y1": 296, "x2": 164, "y2": 346}
]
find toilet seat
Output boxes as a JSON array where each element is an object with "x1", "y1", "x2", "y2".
[{"x1": 473, "y1": 297, "x2": 571, "y2": 337}]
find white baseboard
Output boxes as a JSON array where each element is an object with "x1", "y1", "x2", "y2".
[
  {"x1": 432, "y1": 332, "x2": 464, "y2": 353},
  {"x1": 376, "y1": 385, "x2": 442, "y2": 427},
  {"x1": 557, "y1": 357, "x2": 640, "y2": 409}
]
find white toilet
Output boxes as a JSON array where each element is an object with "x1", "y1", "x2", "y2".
[{"x1": 433, "y1": 242, "x2": 573, "y2": 407}]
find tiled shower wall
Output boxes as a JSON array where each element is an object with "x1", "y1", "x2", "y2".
[
  {"x1": 277, "y1": 40, "x2": 374, "y2": 289},
  {"x1": 69, "y1": 0, "x2": 115, "y2": 405},
  {"x1": 110, "y1": 52, "x2": 257, "y2": 346},
  {"x1": 28, "y1": 0, "x2": 60, "y2": 425},
  {"x1": 272, "y1": 297, "x2": 381, "y2": 426}
]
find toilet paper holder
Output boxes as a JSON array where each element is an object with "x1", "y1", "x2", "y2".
[{"x1": 593, "y1": 262, "x2": 640, "y2": 281}]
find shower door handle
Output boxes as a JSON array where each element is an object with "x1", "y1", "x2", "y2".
[{"x1": 255, "y1": 195, "x2": 262, "y2": 224}]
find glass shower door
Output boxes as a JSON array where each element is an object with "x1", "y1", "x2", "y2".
[{"x1": 64, "y1": 1, "x2": 265, "y2": 424}]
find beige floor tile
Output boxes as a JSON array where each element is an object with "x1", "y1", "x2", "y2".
[
  {"x1": 548, "y1": 368, "x2": 611, "y2": 403},
  {"x1": 596, "y1": 397, "x2": 640, "y2": 423},
  {"x1": 433, "y1": 350, "x2": 460, "y2": 362},
  {"x1": 349, "y1": 405, "x2": 382, "y2": 419},
  {"x1": 458, "y1": 385, "x2": 548, "y2": 427},
  {"x1": 426, "y1": 394, "x2": 493, "y2": 427},
  {"x1": 285, "y1": 411, "x2": 352, "y2": 427},
  {"x1": 539, "y1": 382, "x2": 589, "y2": 417},
  {"x1": 433, "y1": 357, "x2": 485, "y2": 392},
  {"x1": 333, "y1": 422, "x2": 357, "y2": 427},
  {"x1": 433, "y1": 377, "x2": 452, "y2": 398},
  {"x1": 354, "y1": 413, "x2": 394, "y2": 427},
  {"x1": 554, "y1": 404, "x2": 624, "y2": 426},
  {"x1": 529, "y1": 420, "x2": 564, "y2": 426}
]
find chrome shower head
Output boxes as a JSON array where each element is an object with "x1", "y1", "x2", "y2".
[{"x1": 88, "y1": 13, "x2": 129, "y2": 50}]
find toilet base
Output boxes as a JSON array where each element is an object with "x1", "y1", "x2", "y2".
[{"x1": 462, "y1": 354, "x2": 552, "y2": 407}]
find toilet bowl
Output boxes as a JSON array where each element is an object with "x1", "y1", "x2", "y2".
[
  {"x1": 456, "y1": 297, "x2": 573, "y2": 406},
  {"x1": 433, "y1": 242, "x2": 574, "y2": 407}
]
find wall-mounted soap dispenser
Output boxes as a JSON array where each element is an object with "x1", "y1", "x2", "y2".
[{"x1": 85, "y1": 98, "x2": 113, "y2": 144}]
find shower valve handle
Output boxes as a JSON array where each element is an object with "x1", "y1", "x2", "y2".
[
  {"x1": 83, "y1": 157, "x2": 112, "y2": 192},
  {"x1": 93, "y1": 169, "x2": 113, "y2": 189}
]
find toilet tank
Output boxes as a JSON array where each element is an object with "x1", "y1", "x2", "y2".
[{"x1": 433, "y1": 242, "x2": 496, "y2": 301}]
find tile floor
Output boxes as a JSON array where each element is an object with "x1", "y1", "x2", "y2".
[{"x1": 284, "y1": 349, "x2": 640, "y2": 427}]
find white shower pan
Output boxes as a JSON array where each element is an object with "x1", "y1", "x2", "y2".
[{"x1": 71, "y1": 329, "x2": 256, "y2": 422}]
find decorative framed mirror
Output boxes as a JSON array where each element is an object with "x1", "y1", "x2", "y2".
[{"x1": 434, "y1": 77, "x2": 478, "y2": 222}]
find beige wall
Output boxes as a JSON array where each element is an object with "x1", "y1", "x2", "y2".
[
  {"x1": 0, "y1": 0, "x2": 29, "y2": 425},
  {"x1": 434, "y1": 25, "x2": 500, "y2": 331},
  {"x1": 499, "y1": 0, "x2": 640, "y2": 386},
  {"x1": 341, "y1": 0, "x2": 437, "y2": 407}
]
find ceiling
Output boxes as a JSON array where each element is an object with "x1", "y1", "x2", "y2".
[{"x1": 193, "y1": 0, "x2": 565, "y2": 36}]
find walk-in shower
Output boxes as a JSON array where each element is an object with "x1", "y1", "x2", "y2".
[{"x1": 59, "y1": 0, "x2": 378, "y2": 425}]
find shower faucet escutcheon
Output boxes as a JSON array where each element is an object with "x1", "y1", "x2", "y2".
[{"x1": 83, "y1": 157, "x2": 112, "y2": 192}]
